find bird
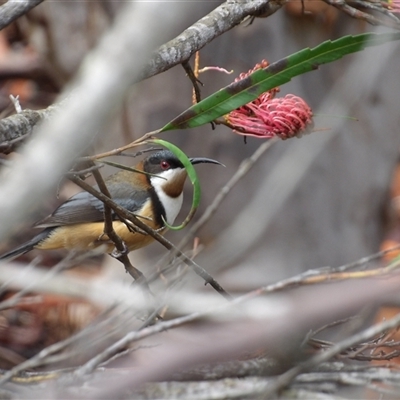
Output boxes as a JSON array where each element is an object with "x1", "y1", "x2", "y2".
[{"x1": 0, "y1": 150, "x2": 223, "y2": 260}]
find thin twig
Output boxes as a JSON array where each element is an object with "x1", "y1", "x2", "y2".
[
  {"x1": 74, "y1": 308, "x2": 210, "y2": 376},
  {"x1": 262, "y1": 312, "x2": 400, "y2": 397},
  {"x1": 182, "y1": 60, "x2": 203, "y2": 104},
  {"x1": 9, "y1": 95, "x2": 22, "y2": 114},
  {"x1": 90, "y1": 166, "x2": 145, "y2": 282},
  {"x1": 78, "y1": 147, "x2": 160, "y2": 162},
  {"x1": 333, "y1": 244, "x2": 400, "y2": 272},
  {"x1": 302, "y1": 316, "x2": 360, "y2": 347},
  {"x1": 322, "y1": 0, "x2": 400, "y2": 29},
  {"x1": 65, "y1": 163, "x2": 104, "y2": 178},
  {"x1": 357, "y1": 0, "x2": 400, "y2": 22},
  {"x1": 78, "y1": 131, "x2": 160, "y2": 162}
]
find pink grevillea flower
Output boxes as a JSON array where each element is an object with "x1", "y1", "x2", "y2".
[
  {"x1": 227, "y1": 93, "x2": 313, "y2": 140},
  {"x1": 225, "y1": 60, "x2": 313, "y2": 140}
]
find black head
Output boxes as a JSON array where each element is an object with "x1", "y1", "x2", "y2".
[
  {"x1": 143, "y1": 150, "x2": 223, "y2": 175},
  {"x1": 143, "y1": 150, "x2": 184, "y2": 175}
]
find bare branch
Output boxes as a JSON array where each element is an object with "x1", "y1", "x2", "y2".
[
  {"x1": 182, "y1": 60, "x2": 202, "y2": 104},
  {"x1": 89, "y1": 167, "x2": 145, "y2": 282},
  {"x1": 0, "y1": 0, "x2": 45, "y2": 31},
  {"x1": 141, "y1": 0, "x2": 285, "y2": 80},
  {"x1": 0, "y1": 103, "x2": 61, "y2": 154},
  {"x1": 263, "y1": 311, "x2": 400, "y2": 396},
  {"x1": 322, "y1": 0, "x2": 400, "y2": 29}
]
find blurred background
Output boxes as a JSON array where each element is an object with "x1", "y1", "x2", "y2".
[{"x1": 0, "y1": 0, "x2": 400, "y2": 382}]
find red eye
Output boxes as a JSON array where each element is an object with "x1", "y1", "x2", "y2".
[{"x1": 160, "y1": 160, "x2": 170, "y2": 170}]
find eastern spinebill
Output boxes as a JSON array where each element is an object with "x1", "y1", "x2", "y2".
[{"x1": 0, "y1": 150, "x2": 222, "y2": 260}]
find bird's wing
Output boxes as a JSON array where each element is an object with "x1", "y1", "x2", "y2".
[{"x1": 35, "y1": 183, "x2": 149, "y2": 228}]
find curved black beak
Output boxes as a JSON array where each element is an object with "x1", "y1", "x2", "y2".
[{"x1": 189, "y1": 157, "x2": 225, "y2": 167}]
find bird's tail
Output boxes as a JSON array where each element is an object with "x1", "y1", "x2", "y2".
[{"x1": 0, "y1": 228, "x2": 53, "y2": 261}]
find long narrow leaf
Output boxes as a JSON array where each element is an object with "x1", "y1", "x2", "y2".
[
  {"x1": 148, "y1": 139, "x2": 201, "y2": 230},
  {"x1": 161, "y1": 32, "x2": 400, "y2": 131}
]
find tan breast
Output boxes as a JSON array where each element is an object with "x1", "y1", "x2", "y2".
[{"x1": 36, "y1": 200, "x2": 165, "y2": 253}]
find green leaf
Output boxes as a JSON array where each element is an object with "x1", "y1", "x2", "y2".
[
  {"x1": 161, "y1": 32, "x2": 400, "y2": 131},
  {"x1": 148, "y1": 139, "x2": 200, "y2": 230}
]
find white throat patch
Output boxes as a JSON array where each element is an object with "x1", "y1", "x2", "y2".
[{"x1": 150, "y1": 169, "x2": 184, "y2": 225}]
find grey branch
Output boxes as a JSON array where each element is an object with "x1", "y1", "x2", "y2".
[
  {"x1": 0, "y1": 104, "x2": 60, "y2": 154},
  {"x1": 321, "y1": 0, "x2": 400, "y2": 29},
  {"x1": 0, "y1": 0, "x2": 45, "y2": 31},
  {"x1": 7, "y1": 366, "x2": 400, "y2": 399},
  {"x1": 263, "y1": 311, "x2": 400, "y2": 396},
  {"x1": 141, "y1": 0, "x2": 284, "y2": 80}
]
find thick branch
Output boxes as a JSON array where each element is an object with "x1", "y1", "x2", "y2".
[
  {"x1": 141, "y1": 0, "x2": 284, "y2": 80},
  {"x1": 0, "y1": 104, "x2": 60, "y2": 154},
  {"x1": 0, "y1": 0, "x2": 45, "y2": 31}
]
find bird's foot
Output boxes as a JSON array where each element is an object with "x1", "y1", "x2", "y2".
[{"x1": 111, "y1": 242, "x2": 129, "y2": 258}]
